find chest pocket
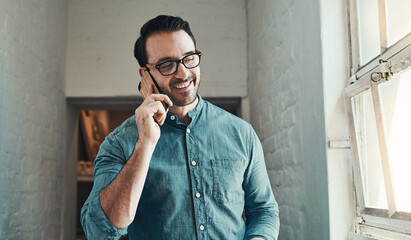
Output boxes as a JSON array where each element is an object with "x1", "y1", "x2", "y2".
[{"x1": 210, "y1": 159, "x2": 246, "y2": 203}]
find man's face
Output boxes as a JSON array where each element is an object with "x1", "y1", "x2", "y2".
[{"x1": 144, "y1": 30, "x2": 200, "y2": 106}]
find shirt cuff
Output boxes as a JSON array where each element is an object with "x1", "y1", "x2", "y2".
[
  {"x1": 247, "y1": 235, "x2": 268, "y2": 240},
  {"x1": 88, "y1": 197, "x2": 128, "y2": 236}
]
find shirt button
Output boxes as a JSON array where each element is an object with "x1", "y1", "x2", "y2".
[
  {"x1": 191, "y1": 160, "x2": 197, "y2": 166},
  {"x1": 187, "y1": 128, "x2": 191, "y2": 134},
  {"x1": 199, "y1": 225, "x2": 205, "y2": 231},
  {"x1": 170, "y1": 115, "x2": 175, "y2": 120},
  {"x1": 195, "y1": 192, "x2": 201, "y2": 198}
]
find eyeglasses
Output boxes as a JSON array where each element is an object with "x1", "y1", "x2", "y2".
[{"x1": 146, "y1": 51, "x2": 202, "y2": 76}]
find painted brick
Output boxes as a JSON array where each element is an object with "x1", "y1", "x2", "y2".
[
  {"x1": 65, "y1": 0, "x2": 247, "y2": 98},
  {"x1": 0, "y1": 0, "x2": 67, "y2": 239},
  {"x1": 247, "y1": 0, "x2": 329, "y2": 239}
]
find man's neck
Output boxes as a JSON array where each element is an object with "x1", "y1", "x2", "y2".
[{"x1": 169, "y1": 97, "x2": 199, "y2": 125}]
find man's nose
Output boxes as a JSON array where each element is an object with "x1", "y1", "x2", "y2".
[{"x1": 174, "y1": 62, "x2": 190, "y2": 79}]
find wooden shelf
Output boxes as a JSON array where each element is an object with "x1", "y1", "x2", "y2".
[{"x1": 77, "y1": 175, "x2": 93, "y2": 182}]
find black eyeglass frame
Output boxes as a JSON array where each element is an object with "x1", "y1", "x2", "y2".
[{"x1": 145, "y1": 51, "x2": 202, "y2": 76}]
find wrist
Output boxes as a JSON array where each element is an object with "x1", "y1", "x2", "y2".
[{"x1": 135, "y1": 138, "x2": 157, "y2": 151}]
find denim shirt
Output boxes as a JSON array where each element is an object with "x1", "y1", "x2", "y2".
[{"x1": 81, "y1": 96, "x2": 279, "y2": 240}]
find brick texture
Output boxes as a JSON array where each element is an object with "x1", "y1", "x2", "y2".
[
  {"x1": 0, "y1": 0, "x2": 67, "y2": 239},
  {"x1": 247, "y1": 0, "x2": 329, "y2": 239},
  {"x1": 66, "y1": 0, "x2": 248, "y2": 98}
]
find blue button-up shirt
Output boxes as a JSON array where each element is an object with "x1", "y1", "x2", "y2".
[{"x1": 81, "y1": 96, "x2": 279, "y2": 240}]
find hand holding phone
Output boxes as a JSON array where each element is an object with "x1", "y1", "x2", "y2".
[{"x1": 134, "y1": 70, "x2": 173, "y2": 143}]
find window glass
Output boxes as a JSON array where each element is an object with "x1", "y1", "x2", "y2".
[
  {"x1": 380, "y1": 68, "x2": 411, "y2": 213},
  {"x1": 357, "y1": 0, "x2": 381, "y2": 65},
  {"x1": 386, "y1": 0, "x2": 411, "y2": 46},
  {"x1": 352, "y1": 90, "x2": 388, "y2": 209}
]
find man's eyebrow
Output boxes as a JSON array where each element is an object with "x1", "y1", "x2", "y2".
[
  {"x1": 156, "y1": 57, "x2": 173, "y2": 64},
  {"x1": 184, "y1": 50, "x2": 196, "y2": 55},
  {"x1": 156, "y1": 50, "x2": 196, "y2": 64}
]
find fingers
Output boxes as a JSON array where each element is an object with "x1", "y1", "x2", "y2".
[
  {"x1": 137, "y1": 84, "x2": 173, "y2": 126},
  {"x1": 152, "y1": 102, "x2": 167, "y2": 125},
  {"x1": 143, "y1": 92, "x2": 173, "y2": 110},
  {"x1": 157, "y1": 112, "x2": 167, "y2": 125},
  {"x1": 139, "y1": 101, "x2": 168, "y2": 125}
]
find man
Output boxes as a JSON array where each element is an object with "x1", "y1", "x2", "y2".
[{"x1": 81, "y1": 15, "x2": 279, "y2": 240}]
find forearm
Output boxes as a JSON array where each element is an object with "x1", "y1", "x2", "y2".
[{"x1": 99, "y1": 139, "x2": 156, "y2": 228}]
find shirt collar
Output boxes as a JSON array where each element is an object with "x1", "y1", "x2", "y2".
[
  {"x1": 165, "y1": 95, "x2": 204, "y2": 127},
  {"x1": 188, "y1": 94, "x2": 203, "y2": 119}
]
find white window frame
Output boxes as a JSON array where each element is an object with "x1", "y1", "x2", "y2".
[{"x1": 345, "y1": 0, "x2": 411, "y2": 239}]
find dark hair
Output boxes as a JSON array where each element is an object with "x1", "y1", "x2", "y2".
[{"x1": 134, "y1": 15, "x2": 196, "y2": 67}]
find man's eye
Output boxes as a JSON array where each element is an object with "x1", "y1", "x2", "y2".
[
  {"x1": 185, "y1": 56, "x2": 195, "y2": 63},
  {"x1": 159, "y1": 62, "x2": 175, "y2": 70}
]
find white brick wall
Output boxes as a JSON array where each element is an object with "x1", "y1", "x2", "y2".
[
  {"x1": 66, "y1": 0, "x2": 248, "y2": 98},
  {"x1": 0, "y1": 0, "x2": 70, "y2": 239},
  {"x1": 247, "y1": 0, "x2": 329, "y2": 239}
]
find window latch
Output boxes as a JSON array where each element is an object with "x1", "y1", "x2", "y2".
[
  {"x1": 370, "y1": 59, "x2": 392, "y2": 83},
  {"x1": 370, "y1": 58, "x2": 411, "y2": 83}
]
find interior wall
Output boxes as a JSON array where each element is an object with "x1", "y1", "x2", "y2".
[
  {"x1": 246, "y1": 0, "x2": 329, "y2": 239},
  {"x1": 0, "y1": 0, "x2": 353, "y2": 239},
  {"x1": 66, "y1": 0, "x2": 248, "y2": 98},
  {"x1": 0, "y1": 0, "x2": 74, "y2": 239}
]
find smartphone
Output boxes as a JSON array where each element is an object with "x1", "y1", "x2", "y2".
[{"x1": 138, "y1": 70, "x2": 170, "y2": 111}]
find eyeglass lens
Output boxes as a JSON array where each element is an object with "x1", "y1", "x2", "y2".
[{"x1": 158, "y1": 53, "x2": 201, "y2": 76}]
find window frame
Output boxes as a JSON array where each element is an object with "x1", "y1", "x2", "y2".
[{"x1": 345, "y1": 0, "x2": 411, "y2": 238}]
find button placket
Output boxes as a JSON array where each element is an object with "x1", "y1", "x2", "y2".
[{"x1": 185, "y1": 126, "x2": 207, "y2": 239}]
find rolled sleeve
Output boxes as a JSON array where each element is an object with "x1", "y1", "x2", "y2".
[
  {"x1": 80, "y1": 133, "x2": 129, "y2": 240},
  {"x1": 81, "y1": 196, "x2": 128, "y2": 240},
  {"x1": 243, "y1": 127, "x2": 280, "y2": 240}
]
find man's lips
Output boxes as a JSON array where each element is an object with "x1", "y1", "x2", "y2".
[
  {"x1": 171, "y1": 78, "x2": 195, "y2": 91},
  {"x1": 174, "y1": 80, "x2": 192, "y2": 89}
]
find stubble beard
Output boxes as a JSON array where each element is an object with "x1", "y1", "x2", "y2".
[{"x1": 162, "y1": 75, "x2": 199, "y2": 107}]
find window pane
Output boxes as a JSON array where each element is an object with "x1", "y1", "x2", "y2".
[
  {"x1": 380, "y1": 68, "x2": 411, "y2": 213},
  {"x1": 386, "y1": 0, "x2": 411, "y2": 46},
  {"x1": 357, "y1": 0, "x2": 381, "y2": 65},
  {"x1": 352, "y1": 90, "x2": 388, "y2": 209}
]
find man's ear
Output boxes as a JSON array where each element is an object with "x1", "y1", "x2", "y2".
[{"x1": 138, "y1": 67, "x2": 146, "y2": 77}]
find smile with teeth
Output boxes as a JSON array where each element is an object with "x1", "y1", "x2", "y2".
[{"x1": 174, "y1": 81, "x2": 192, "y2": 89}]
